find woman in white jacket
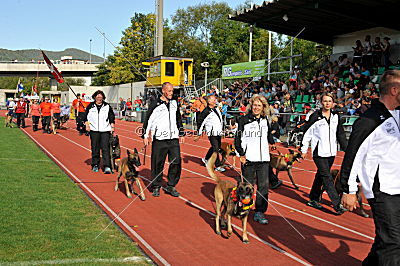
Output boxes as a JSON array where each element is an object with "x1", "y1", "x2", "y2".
[
  {"x1": 301, "y1": 93, "x2": 347, "y2": 214},
  {"x1": 84, "y1": 90, "x2": 115, "y2": 174},
  {"x1": 234, "y1": 94, "x2": 276, "y2": 224}
]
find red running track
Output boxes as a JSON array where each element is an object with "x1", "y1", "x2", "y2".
[{"x1": 17, "y1": 117, "x2": 374, "y2": 265}]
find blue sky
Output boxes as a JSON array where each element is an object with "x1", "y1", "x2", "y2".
[{"x1": 0, "y1": 0, "x2": 255, "y2": 59}]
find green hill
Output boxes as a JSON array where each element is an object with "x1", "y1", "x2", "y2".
[{"x1": 0, "y1": 48, "x2": 103, "y2": 62}]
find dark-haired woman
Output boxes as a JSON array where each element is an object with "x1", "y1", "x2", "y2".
[
  {"x1": 83, "y1": 90, "x2": 115, "y2": 174},
  {"x1": 301, "y1": 93, "x2": 348, "y2": 214}
]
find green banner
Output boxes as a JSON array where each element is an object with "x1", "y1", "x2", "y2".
[{"x1": 222, "y1": 60, "x2": 265, "y2": 79}]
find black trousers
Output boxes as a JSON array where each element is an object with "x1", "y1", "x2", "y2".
[
  {"x1": 32, "y1": 116, "x2": 40, "y2": 131},
  {"x1": 363, "y1": 192, "x2": 400, "y2": 266},
  {"x1": 89, "y1": 131, "x2": 111, "y2": 168},
  {"x1": 42, "y1": 116, "x2": 51, "y2": 132},
  {"x1": 310, "y1": 156, "x2": 340, "y2": 208},
  {"x1": 242, "y1": 161, "x2": 269, "y2": 213},
  {"x1": 269, "y1": 166, "x2": 279, "y2": 185},
  {"x1": 151, "y1": 139, "x2": 181, "y2": 188},
  {"x1": 205, "y1": 136, "x2": 221, "y2": 167},
  {"x1": 16, "y1": 113, "x2": 25, "y2": 128},
  {"x1": 76, "y1": 112, "x2": 86, "y2": 133}
]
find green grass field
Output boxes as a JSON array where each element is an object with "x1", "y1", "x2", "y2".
[{"x1": 0, "y1": 118, "x2": 149, "y2": 265}]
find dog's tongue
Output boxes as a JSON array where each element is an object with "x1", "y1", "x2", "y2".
[{"x1": 134, "y1": 166, "x2": 140, "y2": 171}]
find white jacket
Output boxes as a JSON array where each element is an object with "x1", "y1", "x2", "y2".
[
  {"x1": 84, "y1": 102, "x2": 115, "y2": 132},
  {"x1": 234, "y1": 114, "x2": 274, "y2": 162},
  {"x1": 340, "y1": 100, "x2": 400, "y2": 199},
  {"x1": 197, "y1": 107, "x2": 223, "y2": 136},
  {"x1": 142, "y1": 97, "x2": 184, "y2": 140},
  {"x1": 301, "y1": 110, "x2": 347, "y2": 157}
]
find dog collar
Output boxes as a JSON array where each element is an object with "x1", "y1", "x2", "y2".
[{"x1": 231, "y1": 187, "x2": 256, "y2": 210}]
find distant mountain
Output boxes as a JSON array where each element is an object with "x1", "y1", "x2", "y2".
[{"x1": 0, "y1": 48, "x2": 103, "y2": 62}]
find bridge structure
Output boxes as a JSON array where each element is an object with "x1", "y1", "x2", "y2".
[{"x1": 0, "y1": 61, "x2": 100, "y2": 90}]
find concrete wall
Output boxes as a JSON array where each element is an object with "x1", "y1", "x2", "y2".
[
  {"x1": 68, "y1": 81, "x2": 146, "y2": 106},
  {"x1": 332, "y1": 27, "x2": 400, "y2": 63}
]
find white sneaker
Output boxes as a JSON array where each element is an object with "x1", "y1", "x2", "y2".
[
  {"x1": 215, "y1": 167, "x2": 226, "y2": 172},
  {"x1": 202, "y1": 158, "x2": 208, "y2": 165}
]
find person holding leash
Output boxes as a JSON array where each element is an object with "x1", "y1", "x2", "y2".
[
  {"x1": 83, "y1": 90, "x2": 115, "y2": 174},
  {"x1": 341, "y1": 70, "x2": 400, "y2": 265},
  {"x1": 72, "y1": 93, "x2": 86, "y2": 135},
  {"x1": 301, "y1": 92, "x2": 348, "y2": 214},
  {"x1": 142, "y1": 82, "x2": 185, "y2": 197},
  {"x1": 234, "y1": 94, "x2": 276, "y2": 224},
  {"x1": 195, "y1": 94, "x2": 225, "y2": 172},
  {"x1": 40, "y1": 97, "x2": 52, "y2": 134}
]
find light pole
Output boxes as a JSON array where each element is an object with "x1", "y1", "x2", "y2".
[
  {"x1": 201, "y1": 62, "x2": 210, "y2": 87},
  {"x1": 268, "y1": 31, "x2": 272, "y2": 80},
  {"x1": 89, "y1": 39, "x2": 92, "y2": 64},
  {"x1": 103, "y1": 32, "x2": 106, "y2": 62},
  {"x1": 249, "y1": 24, "x2": 254, "y2": 62}
]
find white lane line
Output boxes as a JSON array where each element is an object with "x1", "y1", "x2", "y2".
[
  {"x1": 21, "y1": 129, "x2": 170, "y2": 266},
  {"x1": 57, "y1": 133, "x2": 310, "y2": 265},
  {"x1": 4, "y1": 256, "x2": 150, "y2": 265}
]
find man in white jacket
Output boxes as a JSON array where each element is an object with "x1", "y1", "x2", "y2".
[
  {"x1": 195, "y1": 95, "x2": 225, "y2": 172},
  {"x1": 142, "y1": 82, "x2": 185, "y2": 197}
]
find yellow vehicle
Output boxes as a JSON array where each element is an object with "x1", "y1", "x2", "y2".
[{"x1": 142, "y1": 56, "x2": 195, "y2": 96}]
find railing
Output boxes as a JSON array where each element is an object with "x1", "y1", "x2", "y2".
[
  {"x1": 0, "y1": 61, "x2": 102, "y2": 65},
  {"x1": 197, "y1": 78, "x2": 223, "y2": 96}
]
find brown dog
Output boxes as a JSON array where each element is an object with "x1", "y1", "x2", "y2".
[
  {"x1": 331, "y1": 169, "x2": 369, "y2": 218},
  {"x1": 219, "y1": 142, "x2": 236, "y2": 168},
  {"x1": 207, "y1": 152, "x2": 254, "y2": 244},
  {"x1": 115, "y1": 149, "x2": 146, "y2": 200},
  {"x1": 270, "y1": 149, "x2": 302, "y2": 189}
]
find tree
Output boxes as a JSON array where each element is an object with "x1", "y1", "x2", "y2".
[{"x1": 92, "y1": 13, "x2": 155, "y2": 85}]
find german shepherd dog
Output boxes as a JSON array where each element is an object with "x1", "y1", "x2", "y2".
[
  {"x1": 270, "y1": 149, "x2": 303, "y2": 190},
  {"x1": 115, "y1": 149, "x2": 146, "y2": 200},
  {"x1": 207, "y1": 152, "x2": 254, "y2": 244},
  {"x1": 60, "y1": 115, "x2": 69, "y2": 128},
  {"x1": 330, "y1": 169, "x2": 369, "y2": 218},
  {"x1": 219, "y1": 142, "x2": 236, "y2": 168},
  {"x1": 109, "y1": 134, "x2": 121, "y2": 172}
]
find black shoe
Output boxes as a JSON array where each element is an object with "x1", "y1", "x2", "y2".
[
  {"x1": 152, "y1": 187, "x2": 160, "y2": 197},
  {"x1": 307, "y1": 200, "x2": 323, "y2": 210},
  {"x1": 254, "y1": 212, "x2": 269, "y2": 224},
  {"x1": 270, "y1": 180, "x2": 283, "y2": 189},
  {"x1": 333, "y1": 204, "x2": 348, "y2": 215},
  {"x1": 163, "y1": 186, "x2": 180, "y2": 197}
]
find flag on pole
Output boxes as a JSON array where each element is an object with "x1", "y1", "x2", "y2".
[
  {"x1": 16, "y1": 78, "x2": 24, "y2": 92},
  {"x1": 41, "y1": 50, "x2": 64, "y2": 83},
  {"x1": 31, "y1": 84, "x2": 38, "y2": 95}
]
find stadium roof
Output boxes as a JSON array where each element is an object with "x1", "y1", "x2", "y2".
[{"x1": 229, "y1": 0, "x2": 400, "y2": 45}]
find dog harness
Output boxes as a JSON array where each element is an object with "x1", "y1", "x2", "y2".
[{"x1": 284, "y1": 154, "x2": 296, "y2": 165}]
